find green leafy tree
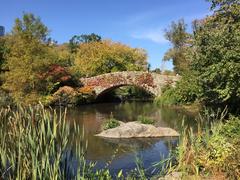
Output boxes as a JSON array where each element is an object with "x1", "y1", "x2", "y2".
[
  {"x1": 191, "y1": 0, "x2": 240, "y2": 111},
  {"x1": 69, "y1": 33, "x2": 102, "y2": 53},
  {"x1": 163, "y1": 19, "x2": 192, "y2": 74},
  {"x1": 13, "y1": 13, "x2": 49, "y2": 42}
]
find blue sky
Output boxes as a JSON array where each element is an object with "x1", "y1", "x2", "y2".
[{"x1": 0, "y1": 0, "x2": 211, "y2": 70}]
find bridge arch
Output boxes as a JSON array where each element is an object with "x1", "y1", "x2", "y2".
[
  {"x1": 80, "y1": 71, "x2": 180, "y2": 98},
  {"x1": 95, "y1": 84, "x2": 155, "y2": 101}
]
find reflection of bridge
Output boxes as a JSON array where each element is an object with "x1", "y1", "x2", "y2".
[{"x1": 81, "y1": 71, "x2": 180, "y2": 97}]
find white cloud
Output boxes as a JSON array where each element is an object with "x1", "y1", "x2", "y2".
[{"x1": 131, "y1": 28, "x2": 168, "y2": 44}]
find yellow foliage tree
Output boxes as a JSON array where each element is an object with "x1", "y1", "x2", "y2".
[
  {"x1": 73, "y1": 40, "x2": 148, "y2": 77},
  {"x1": 3, "y1": 13, "x2": 58, "y2": 104}
]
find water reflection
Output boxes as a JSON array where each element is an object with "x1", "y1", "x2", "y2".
[{"x1": 63, "y1": 102, "x2": 196, "y2": 175}]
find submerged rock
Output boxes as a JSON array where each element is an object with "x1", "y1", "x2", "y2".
[{"x1": 96, "y1": 121, "x2": 179, "y2": 138}]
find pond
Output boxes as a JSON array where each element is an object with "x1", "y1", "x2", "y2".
[{"x1": 64, "y1": 102, "x2": 197, "y2": 177}]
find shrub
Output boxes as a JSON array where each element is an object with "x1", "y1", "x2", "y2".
[
  {"x1": 155, "y1": 71, "x2": 202, "y2": 106},
  {"x1": 155, "y1": 87, "x2": 179, "y2": 106}
]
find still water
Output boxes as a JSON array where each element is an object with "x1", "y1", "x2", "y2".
[{"x1": 64, "y1": 102, "x2": 196, "y2": 176}]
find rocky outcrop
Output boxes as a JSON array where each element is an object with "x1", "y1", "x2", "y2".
[{"x1": 96, "y1": 121, "x2": 179, "y2": 138}]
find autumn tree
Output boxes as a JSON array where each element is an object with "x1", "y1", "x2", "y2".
[
  {"x1": 3, "y1": 13, "x2": 58, "y2": 103},
  {"x1": 73, "y1": 40, "x2": 147, "y2": 77}
]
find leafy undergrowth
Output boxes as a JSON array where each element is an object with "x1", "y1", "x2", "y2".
[{"x1": 171, "y1": 115, "x2": 240, "y2": 179}]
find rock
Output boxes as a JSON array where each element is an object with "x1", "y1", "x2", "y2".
[
  {"x1": 54, "y1": 86, "x2": 78, "y2": 96},
  {"x1": 50, "y1": 86, "x2": 79, "y2": 106},
  {"x1": 96, "y1": 121, "x2": 179, "y2": 138},
  {"x1": 158, "y1": 172, "x2": 183, "y2": 180}
]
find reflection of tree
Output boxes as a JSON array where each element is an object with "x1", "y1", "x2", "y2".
[
  {"x1": 159, "y1": 107, "x2": 197, "y2": 131},
  {"x1": 93, "y1": 102, "x2": 159, "y2": 122}
]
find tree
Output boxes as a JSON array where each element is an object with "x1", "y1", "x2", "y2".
[
  {"x1": 12, "y1": 13, "x2": 49, "y2": 43},
  {"x1": 163, "y1": 19, "x2": 192, "y2": 74},
  {"x1": 3, "y1": 13, "x2": 58, "y2": 103},
  {"x1": 191, "y1": 0, "x2": 240, "y2": 111},
  {"x1": 207, "y1": 0, "x2": 239, "y2": 11},
  {"x1": 69, "y1": 33, "x2": 102, "y2": 53},
  {"x1": 73, "y1": 40, "x2": 147, "y2": 77}
]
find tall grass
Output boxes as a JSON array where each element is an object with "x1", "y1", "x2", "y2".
[{"x1": 0, "y1": 104, "x2": 117, "y2": 179}]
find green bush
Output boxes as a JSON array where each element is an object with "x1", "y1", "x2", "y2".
[
  {"x1": 155, "y1": 87, "x2": 179, "y2": 106},
  {"x1": 137, "y1": 115, "x2": 154, "y2": 125},
  {"x1": 155, "y1": 72, "x2": 202, "y2": 106}
]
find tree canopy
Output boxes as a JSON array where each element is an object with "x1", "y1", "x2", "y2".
[
  {"x1": 73, "y1": 40, "x2": 147, "y2": 77},
  {"x1": 161, "y1": 0, "x2": 240, "y2": 112},
  {"x1": 69, "y1": 33, "x2": 102, "y2": 53}
]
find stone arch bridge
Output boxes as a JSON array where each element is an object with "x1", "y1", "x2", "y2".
[{"x1": 80, "y1": 71, "x2": 180, "y2": 97}]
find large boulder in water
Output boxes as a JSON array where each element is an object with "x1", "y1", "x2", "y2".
[{"x1": 96, "y1": 122, "x2": 179, "y2": 138}]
